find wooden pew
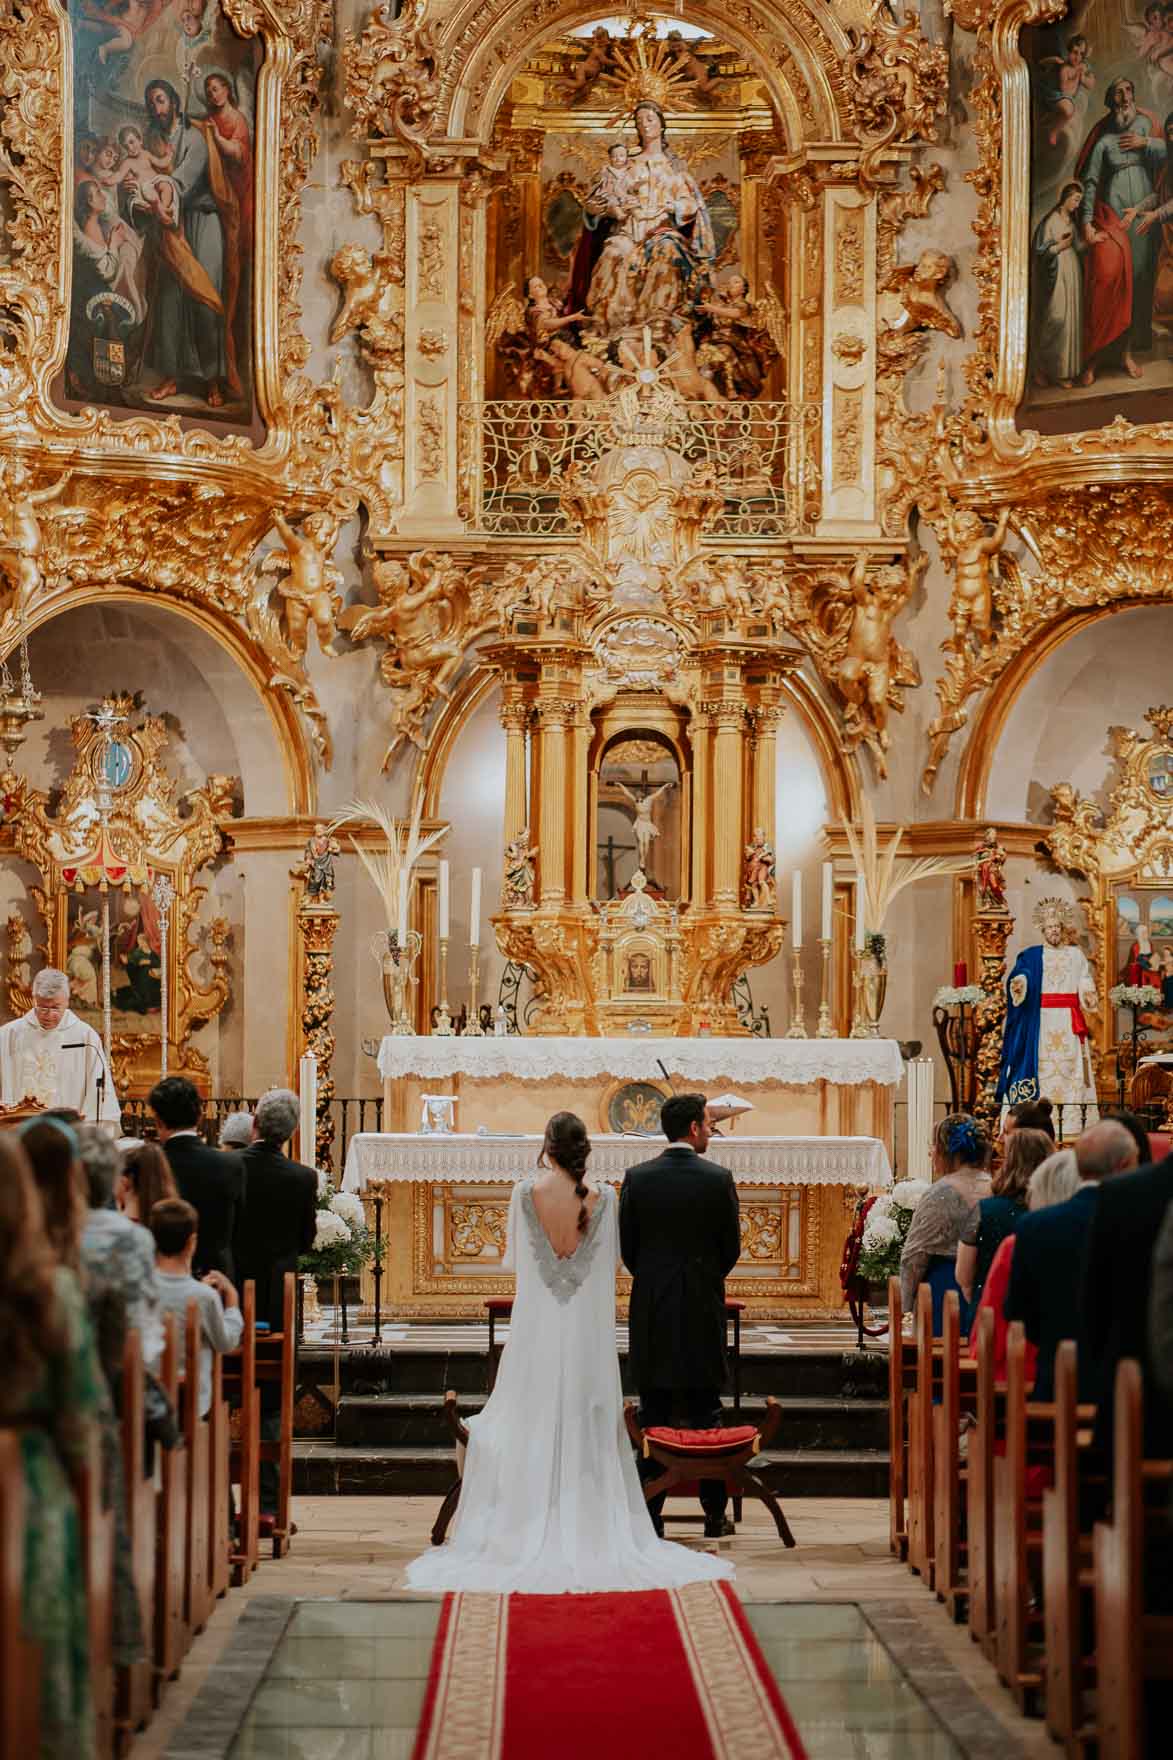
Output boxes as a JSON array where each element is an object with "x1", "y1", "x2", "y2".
[
  {"x1": 115, "y1": 1329, "x2": 156, "y2": 1752},
  {"x1": 966, "y1": 1307, "x2": 999, "y2": 1659},
  {"x1": 0, "y1": 1431, "x2": 40, "y2": 1756},
  {"x1": 1042, "y1": 1339, "x2": 1100, "y2": 1757},
  {"x1": 1093, "y1": 1359, "x2": 1173, "y2": 1760},
  {"x1": 993, "y1": 1322, "x2": 1046, "y2": 1712},
  {"x1": 207, "y1": 1349, "x2": 232, "y2": 1605},
  {"x1": 180, "y1": 1302, "x2": 213, "y2": 1638},
  {"x1": 224, "y1": 1280, "x2": 259, "y2": 1587},
  {"x1": 255, "y1": 1272, "x2": 297, "y2": 1559},
  {"x1": 79, "y1": 1425, "x2": 116, "y2": 1760},
  {"x1": 933, "y1": 1290, "x2": 977, "y2": 1621},
  {"x1": 906, "y1": 1282, "x2": 936, "y2": 1586},
  {"x1": 887, "y1": 1276, "x2": 913, "y2": 1559},
  {"x1": 154, "y1": 1313, "x2": 189, "y2": 1690}
]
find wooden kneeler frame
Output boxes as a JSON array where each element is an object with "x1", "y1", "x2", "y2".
[{"x1": 624, "y1": 1398, "x2": 797, "y2": 1547}]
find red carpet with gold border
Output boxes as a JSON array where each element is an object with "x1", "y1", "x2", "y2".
[{"x1": 411, "y1": 1579, "x2": 810, "y2": 1760}]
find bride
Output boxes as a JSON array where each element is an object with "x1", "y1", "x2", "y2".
[{"x1": 405, "y1": 1111, "x2": 733, "y2": 1593}]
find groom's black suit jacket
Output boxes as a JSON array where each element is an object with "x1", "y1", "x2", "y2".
[{"x1": 619, "y1": 1143, "x2": 742, "y2": 1392}]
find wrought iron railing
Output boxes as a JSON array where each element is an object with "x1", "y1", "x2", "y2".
[
  {"x1": 461, "y1": 398, "x2": 820, "y2": 538},
  {"x1": 119, "y1": 1094, "x2": 385, "y2": 1170}
]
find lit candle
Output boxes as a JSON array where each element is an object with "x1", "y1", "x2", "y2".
[
  {"x1": 821, "y1": 862, "x2": 833, "y2": 941},
  {"x1": 791, "y1": 869, "x2": 803, "y2": 948},
  {"x1": 470, "y1": 867, "x2": 482, "y2": 948},
  {"x1": 854, "y1": 873, "x2": 866, "y2": 951},
  {"x1": 438, "y1": 860, "x2": 449, "y2": 941},
  {"x1": 397, "y1": 872, "x2": 409, "y2": 946}
]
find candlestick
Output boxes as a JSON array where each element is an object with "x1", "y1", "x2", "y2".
[
  {"x1": 821, "y1": 862, "x2": 833, "y2": 941},
  {"x1": 791, "y1": 870, "x2": 803, "y2": 949},
  {"x1": 785, "y1": 946, "x2": 807, "y2": 1037},
  {"x1": 816, "y1": 937, "x2": 834, "y2": 1038},
  {"x1": 433, "y1": 936, "x2": 454, "y2": 1034},
  {"x1": 854, "y1": 872, "x2": 866, "y2": 951},
  {"x1": 438, "y1": 860, "x2": 449, "y2": 941},
  {"x1": 849, "y1": 949, "x2": 869, "y2": 1038},
  {"x1": 463, "y1": 942, "x2": 485, "y2": 1034},
  {"x1": 470, "y1": 866, "x2": 482, "y2": 949}
]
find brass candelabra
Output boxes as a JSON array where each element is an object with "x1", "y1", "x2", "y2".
[
  {"x1": 433, "y1": 937, "x2": 454, "y2": 1035},
  {"x1": 463, "y1": 944, "x2": 485, "y2": 1035},
  {"x1": 785, "y1": 946, "x2": 807, "y2": 1038},
  {"x1": 849, "y1": 950, "x2": 869, "y2": 1039},
  {"x1": 815, "y1": 937, "x2": 834, "y2": 1038}
]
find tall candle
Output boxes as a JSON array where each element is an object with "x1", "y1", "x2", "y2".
[
  {"x1": 298, "y1": 1052, "x2": 317, "y2": 1166},
  {"x1": 854, "y1": 873, "x2": 866, "y2": 951},
  {"x1": 953, "y1": 961, "x2": 967, "y2": 987},
  {"x1": 397, "y1": 872, "x2": 409, "y2": 946},
  {"x1": 470, "y1": 867, "x2": 482, "y2": 947},
  {"x1": 791, "y1": 869, "x2": 803, "y2": 948},
  {"x1": 821, "y1": 862, "x2": 833, "y2": 942},
  {"x1": 438, "y1": 860, "x2": 450, "y2": 941}
]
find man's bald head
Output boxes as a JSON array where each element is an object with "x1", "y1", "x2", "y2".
[{"x1": 1074, "y1": 1119, "x2": 1139, "y2": 1182}]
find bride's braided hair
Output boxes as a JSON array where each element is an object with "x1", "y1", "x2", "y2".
[{"x1": 539, "y1": 1110, "x2": 592, "y2": 1233}]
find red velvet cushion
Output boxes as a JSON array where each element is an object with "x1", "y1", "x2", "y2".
[
  {"x1": 645, "y1": 1425, "x2": 758, "y2": 1456},
  {"x1": 724, "y1": 1300, "x2": 746, "y2": 1314},
  {"x1": 484, "y1": 1298, "x2": 514, "y2": 1314}
]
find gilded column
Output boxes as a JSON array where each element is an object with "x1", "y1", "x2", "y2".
[
  {"x1": 569, "y1": 710, "x2": 592, "y2": 906},
  {"x1": 536, "y1": 702, "x2": 570, "y2": 904},
  {"x1": 710, "y1": 703, "x2": 745, "y2": 908},
  {"x1": 296, "y1": 900, "x2": 340, "y2": 1174},
  {"x1": 500, "y1": 699, "x2": 529, "y2": 846},
  {"x1": 690, "y1": 710, "x2": 712, "y2": 908},
  {"x1": 401, "y1": 168, "x2": 463, "y2": 536},
  {"x1": 752, "y1": 705, "x2": 782, "y2": 847}
]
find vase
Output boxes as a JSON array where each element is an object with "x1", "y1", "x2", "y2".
[
  {"x1": 862, "y1": 957, "x2": 888, "y2": 1035},
  {"x1": 302, "y1": 1273, "x2": 320, "y2": 1322}
]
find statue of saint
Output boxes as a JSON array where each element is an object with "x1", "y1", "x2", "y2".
[
  {"x1": 974, "y1": 826, "x2": 1008, "y2": 912},
  {"x1": 742, "y1": 828, "x2": 777, "y2": 910},
  {"x1": 996, "y1": 897, "x2": 1099, "y2": 1118},
  {"x1": 503, "y1": 829, "x2": 538, "y2": 909},
  {"x1": 296, "y1": 823, "x2": 341, "y2": 903}
]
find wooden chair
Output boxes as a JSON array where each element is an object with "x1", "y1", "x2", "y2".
[
  {"x1": 933, "y1": 1291, "x2": 977, "y2": 1621},
  {"x1": 906, "y1": 1282, "x2": 936, "y2": 1586},
  {"x1": 1042, "y1": 1339, "x2": 1100, "y2": 1756},
  {"x1": 623, "y1": 1399, "x2": 797, "y2": 1545},
  {"x1": 79, "y1": 1427, "x2": 116, "y2": 1760},
  {"x1": 255, "y1": 1273, "x2": 297, "y2": 1557},
  {"x1": 967, "y1": 1306, "x2": 1000, "y2": 1659},
  {"x1": 887, "y1": 1277, "x2": 915, "y2": 1560},
  {"x1": 154, "y1": 1314, "x2": 189, "y2": 1689},
  {"x1": 180, "y1": 1302, "x2": 212, "y2": 1637},
  {"x1": 993, "y1": 1322, "x2": 1045, "y2": 1712},
  {"x1": 223, "y1": 1281, "x2": 259, "y2": 1587},
  {"x1": 0, "y1": 1431, "x2": 40, "y2": 1756},
  {"x1": 431, "y1": 1391, "x2": 467, "y2": 1546},
  {"x1": 1093, "y1": 1359, "x2": 1173, "y2": 1760},
  {"x1": 115, "y1": 1329, "x2": 156, "y2": 1752}
]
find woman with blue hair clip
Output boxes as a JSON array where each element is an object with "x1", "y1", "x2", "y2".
[{"x1": 899, "y1": 1113, "x2": 993, "y2": 1333}]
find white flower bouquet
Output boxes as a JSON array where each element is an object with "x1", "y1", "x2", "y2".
[
  {"x1": 300, "y1": 1180, "x2": 379, "y2": 1279},
  {"x1": 855, "y1": 1180, "x2": 929, "y2": 1284},
  {"x1": 1108, "y1": 983, "x2": 1162, "y2": 1010},
  {"x1": 933, "y1": 984, "x2": 984, "y2": 1009}
]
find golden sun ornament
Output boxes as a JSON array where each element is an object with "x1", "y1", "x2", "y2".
[{"x1": 597, "y1": 31, "x2": 699, "y2": 120}]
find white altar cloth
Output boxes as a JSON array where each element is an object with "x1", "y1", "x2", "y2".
[
  {"x1": 343, "y1": 1131, "x2": 892, "y2": 1193},
  {"x1": 375, "y1": 1035, "x2": 904, "y2": 1088}
]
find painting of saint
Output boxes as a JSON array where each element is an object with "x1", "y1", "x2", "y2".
[
  {"x1": 62, "y1": 0, "x2": 258, "y2": 425},
  {"x1": 1024, "y1": 5, "x2": 1173, "y2": 432},
  {"x1": 66, "y1": 885, "x2": 164, "y2": 1031}
]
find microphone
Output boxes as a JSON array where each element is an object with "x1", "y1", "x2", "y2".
[{"x1": 656, "y1": 1058, "x2": 676, "y2": 1092}]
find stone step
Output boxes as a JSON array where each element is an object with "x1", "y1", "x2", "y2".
[
  {"x1": 293, "y1": 1440, "x2": 890, "y2": 1500},
  {"x1": 334, "y1": 1391, "x2": 890, "y2": 1453}
]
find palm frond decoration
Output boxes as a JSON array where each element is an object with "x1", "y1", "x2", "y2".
[
  {"x1": 843, "y1": 799, "x2": 970, "y2": 934},
  {"x1": 329, "y1": 791, "x2": 446, "y2": 933}
]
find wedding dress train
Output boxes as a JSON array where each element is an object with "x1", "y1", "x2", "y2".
[{"x1": 404, "y1": 1177, "x2": 734, "y2": 1594}]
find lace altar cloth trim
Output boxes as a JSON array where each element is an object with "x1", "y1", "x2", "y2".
[
  {"x1": 342, "y1": 1132, "x2": 892, "y2": 1192},
  {"x1": 375, "y1": 1034, "x2": 904, "y2": 1087}
]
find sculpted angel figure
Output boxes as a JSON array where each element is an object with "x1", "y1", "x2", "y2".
[
  {"x1": 260, "y1": 510, "x2": 344, "y2": 660},
  {"x1": 695, "y1": 274, "x2": 786, "y2": 399},
  {"x1": 616, "y1": 778, "x2": 675, "y2": 873},
  {"x1": 835, "y1": 557, "x2": 921, "y2": 762},
  {"x1": 0, "y1": 464, "x2": 88, "y2": 616},
  {"x1": 503, "y1": 828, "x2": 539, "y2": 908},
  {"x1": 565, "y1": 25, "x2": 615, "y2": 99},
  {"x1": 887, "y1": 249, "x2": 963, "y2": 339},
  {"x1": 943, "y1": 506, "x2": 1010, "y2": 650},
  {"x1": 328, "y1": 242, "x2": 402, "y2": 362}
]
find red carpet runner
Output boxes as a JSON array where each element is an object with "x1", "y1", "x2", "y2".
[{"x1": 411, "y1": 1579, "x2": 809, "y2": 1760}]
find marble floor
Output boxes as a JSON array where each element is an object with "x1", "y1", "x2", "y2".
[{"x1": 144, "y1": 1498, "x2": 1054, "y2": 1760}]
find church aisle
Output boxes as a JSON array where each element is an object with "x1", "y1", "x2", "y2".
[{"x1": 138, "y1": 1498, "x2": 1054, "y2": 1760}]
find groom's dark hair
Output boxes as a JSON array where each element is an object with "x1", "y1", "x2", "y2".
[{"x1": 662, "y1": 1092, "x2": 706, "y2": 1143}]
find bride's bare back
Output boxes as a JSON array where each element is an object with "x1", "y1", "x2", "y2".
[{"x1": 531, "y1": 1162, "x2": 600, "y2": 1260}]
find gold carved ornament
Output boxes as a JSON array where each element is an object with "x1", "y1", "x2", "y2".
[
  {"x1": 341, "y1": 0, "x2": 444, "y2": 170},
  {"x1": 843, "y1": 4, "x2": 949, "y2": 185},
  {"x1": 1, "y1": 694, "x2": 238, "y2": 1094}
]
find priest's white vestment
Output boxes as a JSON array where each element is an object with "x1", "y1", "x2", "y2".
[{"x1": 0, "y1": 1008, "x2": 121, "y2": 1122}]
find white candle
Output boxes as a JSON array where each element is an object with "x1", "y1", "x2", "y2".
[
  {"x1": 298, "y1": 1052, "x2": 317, "y2": 1166},
  {"x1": 470, "y1": 867, "x2": 482, "y2": 947},
  {"x1": 791, "y1": 869, "x2": 803, "y2": 948},
  {"x1": 397, "y1": 872, "x2": 409, "y2": 946},
  {"x1": 438, "y1": 860, "x2": 449, "y2": 941},
  {"x1": 854, "y1": 873, "x2": 866, "y2": 951},
  {"x1": 821, "y1": 862, "x2": 833, "y2": 941}
]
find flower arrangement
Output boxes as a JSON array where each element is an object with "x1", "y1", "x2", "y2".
[
  {"x1": 854, "y1": 1180, "x2": 931, "y2": 1284},
  {"x1": 300, "y1": 1182, "x2": 379, "y2": 1281},
  {"x1": 1108, "y1": 983, "x2": 1162, "y2": 1010},
  {"x1": 933, "y1": 984, "x2": 984, "y2": 1009}
]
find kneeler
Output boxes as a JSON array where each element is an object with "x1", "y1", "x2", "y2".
[{"x1": 624, "y1": 1398, "x2": 797, "y2": 1547}]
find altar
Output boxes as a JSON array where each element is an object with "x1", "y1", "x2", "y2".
[{"x1": 345, "y1": 1108, "x2": 896, "y2": 1321}]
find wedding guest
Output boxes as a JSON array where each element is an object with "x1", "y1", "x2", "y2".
[
  {"x1": 151, "y1": 1197, "x2": 243, "y2": 1417},
  {"x1": 957, "y1": 1126, "x2": 1052, "y2": 1308},
  {"x1": 1003, "y1": 1097, "x2": 1056, "y2": 1142},
  {"x1": 79, "y1": 1125, "x2": 163, "y2": 1372},
  {"x1": 218, "y1": 1109, "x2": 254, "y2": 1150},
  {"x1": 20, "y1": 1114, "x2": 87, "y2": 1271},
  {"x1": 0, "y1": 1132, "x2": 104, "y2": 1759},
  {"x1": 1102, "y1": 1107, "x2": 1152, "y2": 1170},
  {"x1": 968, "y1": 1148, "x2": 1080, "y2": 1379},
  {"x1": 116, "y1": 1136, "x2": 178, "y2": 1225},
  {"x1": 1148, "y1": 1195, "x2": 1173, "y2": 1412},
  {"x1": 899, "y1": 1113, "x2": 991, "y2": 1329},
  {"x1": 150, "y1": 1074, "x2": 242, "y2": 1279},
  {"x1": 1007, "y1": 1119, "x2": 1138, "y2": 1400}
]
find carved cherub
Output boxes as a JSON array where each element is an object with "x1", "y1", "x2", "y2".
[
  {"x1": 886, "y1": 249, "x2": 962, "y2": 339},
  {"x1": 694, "y1": 276, "x2": 786, "y2": 399},
  {"x1": 943, "y1": 505, "x2": 1010, "y2": 649},
  {"x1": 565, "y1": 25, "x2": 615, "y2": 98},
  {"x1": 341, "y1": 549, "x2": 486, "y2": 729},
  {"x1": 259, "y1": 510, "x2": 344, "y2": 660},
  {"x1": 328, "y1": 243, "x2": 403, "y2": 360},
  {"x1": 0, "y1": 463, "x2": 87, "y2": 615},
  {"x1": 665, "y1": 30, "x2": 722, "y2": 98},
  {"x1": 535, "y1": 336, "x2": 616, "y2": 400},
  {"x1": 503, "y1": 827, "x2": 539, "y2": 908},
  {"x1": 973, "y1": 825, "x2": 1008, "y2": 913},
  {"x1": 835, "y1": 556, "x2": 921, "y2": 761}
]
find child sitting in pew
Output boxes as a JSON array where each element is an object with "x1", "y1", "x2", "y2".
[{"x1": 150, "y1": 1197, "x2": 243, "y2": 1416}]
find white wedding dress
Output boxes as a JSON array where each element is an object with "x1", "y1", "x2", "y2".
[{"x1": 404, "y1": 1177, "x2": 734, "y2": 1594}]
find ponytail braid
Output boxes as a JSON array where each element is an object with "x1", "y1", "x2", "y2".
[{"x1": 539, "y1": 1110, "x2": 593, "y2": 1232}]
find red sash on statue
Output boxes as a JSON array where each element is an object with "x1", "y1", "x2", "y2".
[{"x1": 1041, "y1": 992, "x2": 1089, "y2": 1038}]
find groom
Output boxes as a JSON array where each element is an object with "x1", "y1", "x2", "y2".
[{"x1": 620, "y1": 1091, "x2": 742, "y2": 1537}]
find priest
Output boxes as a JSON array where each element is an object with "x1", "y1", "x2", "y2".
[{"x1": 0, "y1": 967, "x2": 121, "y2": 1123}]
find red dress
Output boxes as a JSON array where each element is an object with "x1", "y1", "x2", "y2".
[{"x1": 969, "y1": 1235, "x2": 1038, "y2": 1387}]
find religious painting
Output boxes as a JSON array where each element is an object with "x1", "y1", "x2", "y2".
[
  {"x1": 64, "y1": 883, "x2": 166, "y2": 1031},
  {"x1": 602, "y1": 1078, "x2": 669, "y2": 1135},
  {"x1": 1115, "y1": 887, "x2": 1173, "y2": 1038},
  {"x1": 61, "y1": 0, "x2": 259, "y2": 425},
  {"x1": 1022, "y1": 5, "x2": 1173, "y2": 434},
  {"x1": 624, "y1": 950, "x2": 653, "y2": 992}
]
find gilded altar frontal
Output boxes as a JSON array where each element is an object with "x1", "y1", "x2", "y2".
[{"x1": 1, "y1": 0, "x2": 1173, "y2": 1166}]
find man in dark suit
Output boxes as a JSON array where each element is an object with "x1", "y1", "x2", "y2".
[
  {"x1": 620, "y1": 1091, "x2": 742, "y2": 1538},
  {"x1": 1080, "y1": 1136, "x2": 1173, "y2": 1460},
  {"x1": 150, "y1": 1075, "x2": 242, "y2": 1280},
  {"x1": 1005, "y1": 1118, "x2": 1138, "y2": 1402},
  {"x1": 235, "y1": 1088, "x2": 319, "y2": 1522}
]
